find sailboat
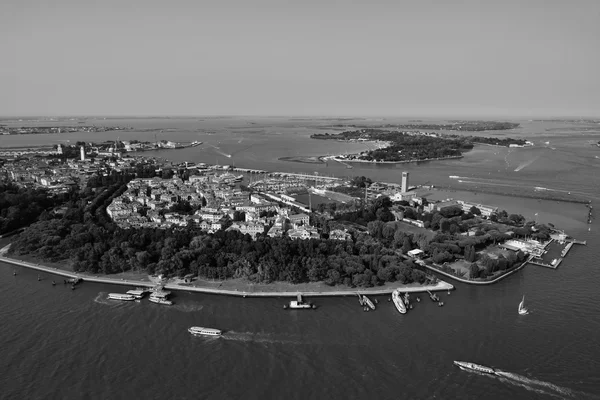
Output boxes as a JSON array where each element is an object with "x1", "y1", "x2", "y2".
[{"x1": 518, "y1": 295, "x2": 529, "y2": 315}]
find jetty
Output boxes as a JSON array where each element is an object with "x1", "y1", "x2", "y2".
[{"x1": 527, "y1": 238, "x2": 586, "y2": 269}]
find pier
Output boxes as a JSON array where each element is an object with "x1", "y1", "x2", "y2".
[{"x1": 526, "y1": 239, "x2": 585, "y2": 269}]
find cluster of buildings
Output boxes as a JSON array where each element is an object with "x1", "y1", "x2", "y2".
[{"x1": 105, "y1": 173, "x2": 346, "y2": 241}]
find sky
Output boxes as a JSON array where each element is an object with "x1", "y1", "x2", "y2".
[{"x1": 2, "y1": 0, "x2": 600, "y2": 117}]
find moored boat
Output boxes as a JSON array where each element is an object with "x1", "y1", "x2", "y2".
[
  {"x1": 362, "y1": 295, "x2": 376, "y2": 310},
  {"x1": 454, "y1": 361, "x2": 496, "y2": 375},
  {"x1": 284, "y1": 294, "x2": 316, "y2": 309},
  {"x1": 108, "y1": 293, "x2": 135, "y2": 301},
  {"x1": 149, "y1": 295, "x2": 173, "y2": 305},
  {"x1": 392, "y1": 289, "x2": 407, "y2": 314},
  {"x1": 188, "y1": 326, "x2": 222, "y2": 336},
  {"x1": 126, "y1": 289, "x2": 147, "y2": 299}
]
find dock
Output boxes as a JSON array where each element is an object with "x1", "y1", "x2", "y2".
[{"x1": 526, "y1": 238, "x2": 585, "y2": 269}]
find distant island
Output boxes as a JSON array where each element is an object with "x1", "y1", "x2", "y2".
[
  {"x1": 322, "y1": 121, "x2": 520, "y2": 132},
  {"x1": 311, "y1": 129, "x2": 529, "y2": 163},
  {"x1": 0, "y1": 126, "x2": 131, "y2": 135}
]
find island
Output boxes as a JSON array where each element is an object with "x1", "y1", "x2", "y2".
[
  {"x1": 310, "y1": 129, "x2": 529, "y2": 163},
  {"x1": 0, "y1": 125, "x2": 131, "y2": 135},
  {"x1": 323, "y1": 121, "x2": 520, "y2": 132},
  {"x1": 0, "y1": 148, "x2": 584, "y2": 293}
]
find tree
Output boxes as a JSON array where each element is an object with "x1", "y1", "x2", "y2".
[
  {"x1": 470, "y1": 206, "x2": 481, "y2": 215},
  {"x1": 233, "y1": 211, "x2": 246, "y2": 222},
  {"x1": 469, "y1": 263, "x2": 480, "y2": 279}
]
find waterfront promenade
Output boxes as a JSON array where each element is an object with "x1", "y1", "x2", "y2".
[{"x1": 0, "y1": 254, "x2": 454, "y2": 297}]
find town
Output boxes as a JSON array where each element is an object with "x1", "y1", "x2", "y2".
[{"x1": 0, "y1": 141, "x2": 585, "y2": 287}]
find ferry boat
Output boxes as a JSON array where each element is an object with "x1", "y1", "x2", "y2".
[
  {"x1": 392, "y1": 289, "x2": 407, "y2": 314},
  {"x1": 188, "y1": 326, "x2": 222, "y2": 336},
  {"x1": 453, "y1": 361, "x2": 497, "y2": 375},
  {"x1": 126, "y1": 288, "x2": 148, "y2": 299},
  {"x1": 149, "y1": 295, "x2": 173, "y2": 305},
  {"x1": 108, "y1": 293, "x2": 135, "y2": 301}
]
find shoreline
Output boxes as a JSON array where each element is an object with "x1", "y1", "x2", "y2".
[
  {"x1": 0, "y1": 254, "x2": 454, "y2": 297},
  {"x1": 328, "y1": 155, "x2": 464, "y2": 164}
]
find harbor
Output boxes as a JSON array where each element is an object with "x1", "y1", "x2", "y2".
[{"x1": 527, "y1": 236, "x2": 586, "y2": 269}]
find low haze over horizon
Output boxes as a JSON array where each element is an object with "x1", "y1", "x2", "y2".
[{"x1": 2, "y1": 0, "x2": 600, "y2": 117}]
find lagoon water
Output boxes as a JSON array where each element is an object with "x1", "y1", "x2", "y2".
[{"x1": 1, "y1": 117, "x2": 600, "y2": 399}]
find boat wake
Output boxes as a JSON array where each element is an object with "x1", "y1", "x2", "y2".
[
  {"x1": 514, "y1": 156, "x2": 540, "y2": 172},
  {"x1": 494, "y1": 370, "x2": 593, "y2": 399},
  {"x1": 172, "y1": 303, "x2": 204, "y2": 313},
  {"x1": 221, "y1": 331, "x2": 305, "y2": 346}
]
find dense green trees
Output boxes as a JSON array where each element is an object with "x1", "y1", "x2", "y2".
[{"x1": 0, "y1": 182, "x2": 73, "y2": 235}]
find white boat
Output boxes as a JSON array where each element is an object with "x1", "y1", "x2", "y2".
[
  {"x1": 285, "y1": 294, "x2": 316, "y2": 309},
  {"x1": 188, "y1": 326, "x2": 222, "y2": 336},
  {"x1": 362, "y1": 295, "x2": 375, "y2": 310},
  {"x1": 454, "y1": 361, "x2": 496, "y2": 375},
  {"x1": 126, "y1": 289, "x2": 147, "y2": 299},
  {"x1": 108, "y1": 293, "x2": 135, "y2": 301},
  {"x1": 518, "y1": 295, "x2": 529, "y2": 315},
  {"x1": 149, "y1": 295, "x2": 173, "y2": 306},
  {"x1": 392, "y1": 289, "x2": 407, "y2": 314}
]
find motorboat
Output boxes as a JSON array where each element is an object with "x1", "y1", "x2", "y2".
[
  {"x1": 362, "y1": 295, "x2": 376, "y2": 310},
  {"x1": 149, "y1": 295, "x2": 173, "y2": 305},
  {"x1": 188, "y1": 326, "x2": 222, "y2": 336},
  {"x1": 107, "y1": 293, "x2": 135, "y2": 301},
  {"x1": 392, "y1": 289, "x2": 407, "y2": 314},
  {"x1": 284, "y1": 294, "x2": 316, "y2": 309},
  {"x1": 454, "y1": 361, "x2": 496, "y2": 375}
]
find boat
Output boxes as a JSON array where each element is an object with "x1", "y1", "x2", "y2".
[
  {"x1": 357, "y1": 293, "x2": 364, "y2": 306},
  {"x1": 362, "y1": 295, "x2": 376, "y2": 310},
  {"x1": 392, "y1": 289, "x2": 407, "y2": 314},
  {"x1": 427, "y1": 290, "x2": 439, "y2": 302},
  {"x1": 454, "y1": 361, "x2": 497, "y2": 375},
  {"x1": 284, "y1": 294, "x2": 316, "y2": 309},
  {"x1": 149, "y1": 295, "x2": 173, "y2": 305},
  {"x1": 188, "y1": 326, "x2": 222, "y2": 336},
  {"x1": 518, "y1": 295, "x2": 529, "y2": 315},
  {"x1": 126, "y1": 289, "x2": 147, "y2": 299},
  {"x1": 107, "y1": 293, "x2": 136, "y2": 301}
]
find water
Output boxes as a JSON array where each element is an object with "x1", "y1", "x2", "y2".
[{"x1": 1, "y1": 117, "x2": 600, "y2": 399}]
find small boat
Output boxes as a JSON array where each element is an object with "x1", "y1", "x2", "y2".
[
  {"x1": 108, "y1": 293, "x2": 135, "y2": 301},
  {"x1": 357, "y1": 293, "x2": 364, "y2": 306},
  {"x1": 149, "y1": 295, "x2": 173, "y2": 305},
  {"x1": 52, "y1": 281, "x2": 56, "y2": 286},
  {"x1": 518, "y1": 295, "x2": 529, "y2": 315},
  {"x1": 362, "y1": 295, "x2": 376, "y2": 310},
  {"x1": 416, "y1": 297, "x2": 421, "y2": 303},
  {"x1": 189, "y1": 326, "x2": 222, "y2": 336},
  {"x1": 454, "y1": 361, "x2": 496, "y2": 375},
  {"x1": 392, "y1": 289, "x2": 407, "y2": 314},
  {"x1": 13, "y1": 271, "x2": 16, "y2": 276},
  {"x1": 284, "y1": 294, "x2": 316, "y2": 309}
]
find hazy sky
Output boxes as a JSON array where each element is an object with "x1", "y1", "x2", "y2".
[{"x1": 2, "y1": 0, "x2": 599, "y2": 117}]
